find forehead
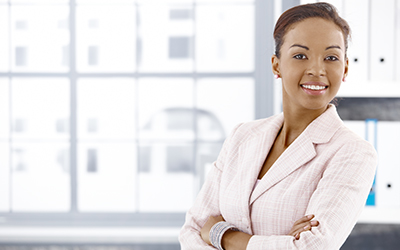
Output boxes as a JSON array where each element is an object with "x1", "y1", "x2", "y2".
[{"x1": 283, "y1": 18, "x2": 345, "y2": 48}]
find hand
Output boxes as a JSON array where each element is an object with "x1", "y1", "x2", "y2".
[
  {"x1": 288, "y1": 214, "x2": 319, "y2": 240},
  {"x1": 200, "y1": 215, "x2": 225, "y2": 245}
]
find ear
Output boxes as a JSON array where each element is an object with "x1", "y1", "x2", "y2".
[
  {"x1": 343, "y1": 57, "x2": 349, "y2": 79},
  {"x1": 271, "y1": 55, "x2": 281, "y2": 76}
]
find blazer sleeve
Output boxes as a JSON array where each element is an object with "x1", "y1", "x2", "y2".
[
  {"x1": 179, "y1": 123, "x2": 243, "y2": 249},
  {"x1": 247, "y1": 140, "x2": 378, "y2": 250}
]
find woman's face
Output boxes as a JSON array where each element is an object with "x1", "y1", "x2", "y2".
[{"x1": 272, "y1": 17, "x2": 348, "y2": 112}]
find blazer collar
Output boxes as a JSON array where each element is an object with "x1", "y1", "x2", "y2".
[
  {"x1": 238, "y1": 104, "x2": 343, "y2": 206},
  {"x1": 304, "y1": 104, "x2": 343, "y2": 144}
]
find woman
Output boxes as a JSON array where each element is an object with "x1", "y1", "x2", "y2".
[{"x1": 179, "y1": 2, "x2": 377, "y2": 250}]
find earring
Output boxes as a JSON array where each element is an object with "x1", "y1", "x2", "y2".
[{"x1": 275, "y1": 74, "x2": 280, "y2": 79}]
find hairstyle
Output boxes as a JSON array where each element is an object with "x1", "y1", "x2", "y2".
[{"x1": 273, "y1": 2, "x2": 351, "y2": 58}]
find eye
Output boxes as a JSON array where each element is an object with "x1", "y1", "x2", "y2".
[
  {"x1": 325, "y1": 56, "x2": 339, "y2": 61},
  {"x1": 293, "y1": 54, "x2": 307, "y2": 60}
]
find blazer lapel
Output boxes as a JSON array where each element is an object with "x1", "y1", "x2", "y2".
[
  {"x1": 249, "y1": 132, "x2": 316, "y2": 205},
  {"x1": 237, "y1": 114, "x2": 283, "y2": 216},
  {"x1": 249, "y1": 104, "x2": 342, "y2": 205}
]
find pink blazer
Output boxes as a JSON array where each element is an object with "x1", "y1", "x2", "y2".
[{"x1": 179, "y1": 105, "x2": 377, "y2": 249}]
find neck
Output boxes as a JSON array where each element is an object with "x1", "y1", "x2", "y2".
[{"x1": 279, "y1": 104, "x2": 329, "y2": 147}]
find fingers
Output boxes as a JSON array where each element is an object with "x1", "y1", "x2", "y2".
[{"x1": 289, "y1": 214, "x2": 319, "y2": 240}]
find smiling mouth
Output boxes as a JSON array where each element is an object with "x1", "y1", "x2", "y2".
[{"x1": 301, "y1": 84, "x2": 328, "y2": 90}]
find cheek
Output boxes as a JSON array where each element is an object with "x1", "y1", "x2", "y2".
[
  {"x1": 328, "y1": 65, "x2": 346, "y2": 81},
  {"x1": 281, "y1": 61, "x2": 304, "y2": 79}
]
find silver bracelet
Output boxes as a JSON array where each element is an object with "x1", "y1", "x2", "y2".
[{"x1": 209, "y1": 221, "x2": 238, "y2": 250}]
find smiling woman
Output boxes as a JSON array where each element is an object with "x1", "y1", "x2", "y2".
[
  {"x1": 273, "y1": 17, "x2": 348, "y2": 115},
  {"x1": 179, "y1": 2, "x2": 377, "y2": 250}
]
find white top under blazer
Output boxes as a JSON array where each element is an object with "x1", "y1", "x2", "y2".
[{"x1": 179, "y1": 104, "x2": 377, "y2": 250}]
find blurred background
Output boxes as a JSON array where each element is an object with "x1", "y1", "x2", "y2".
[{"x1": 0, "y1": 0, "x2": 399, "y2": 249}]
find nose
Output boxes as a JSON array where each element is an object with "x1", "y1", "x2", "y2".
[{"x1": 306, "y1": 59, "x2": 326, "y2": 77}]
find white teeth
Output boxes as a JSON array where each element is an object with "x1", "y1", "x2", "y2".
[{"x1": 302, "y1": 85, "x2": 327, "y2": 90}]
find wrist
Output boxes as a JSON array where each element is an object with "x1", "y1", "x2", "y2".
[
  {"x1": 209, "y1": 221, "x2": 238, "y2": 250},
  {"x1": 222, "y1": 230, "x2": 252, "y2": 250}
]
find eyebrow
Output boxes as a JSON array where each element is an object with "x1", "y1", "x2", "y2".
[
  {"x1": 289, "y1": 44, "x2": 342, "y2": 51},
  {"x1": 290, "y1": 44, "x2": 309, "y2": 50},
  {"x1": 325, "y1": 45, "x2": 342, "y2": 50}
]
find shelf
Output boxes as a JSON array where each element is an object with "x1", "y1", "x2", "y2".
[
  {"x1": 0, "y1": 227, "x2": 181, "y2": 243},
  {"x1": 358, "y1": 207, "x2": 400, "y2": 224},
  {"x1": 337, "y1": 81, "x2": 400, "y2": 98}
]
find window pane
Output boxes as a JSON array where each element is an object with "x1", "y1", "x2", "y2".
[
  {"x1": 138, "y1": 78, "x2": 195, "y2": 212},
  {"x1": 10, "y1": 5, "x2": 70, "y2": 72},
  {"x1": 11, "y1": 78, "x2": 70, "y2": 140},
  {"x1": 138, "y1": 78, "x2": 194, "y2": 140},
  {"x1": 197, "y1": 78, "x2": 255, "y2": 135},
  {"x1": 138, "y1": 142, "x2": 195, "y2": 212},
  {"x1": 138, "y1": 5, "x2": 194, "y2": 72},
  {"x1": 11, "y1": 142, "x2": 70, "y2": 212},
  {"x1": 0, "y1": 79, "x2": 9, "y2": 138},
  {"x1": 77, "y1": 78, "x2": 136, "y2": 139},
  {"x1": 0, "y1": 6, "x2": 9, "y2": 72},
  {"x1": 77, "y1": 143, "x2": 136, "y2": 212},
  {"x1": 196, "y1": 5, "x2": 254, "y2": 72},
  {"x1": 76, "y1": 5, "x2": 136, "y2": 72},
  {"x1": 0, "y1": 143, "x2": 10, "y2": 212}
]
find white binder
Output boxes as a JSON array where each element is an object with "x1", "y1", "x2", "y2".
[
  {"x1": 396, "y1": 1, "x2": 400, "y2": 81},
  {"x1": 370, "y1": 0, "x2": 396, "y2": 82},
  {"x1": 376, "y1": 121, "x2": 400, "y2": 208},
  {"x1": 343, "y1": 0, "x2": 369, "y2": 83}
]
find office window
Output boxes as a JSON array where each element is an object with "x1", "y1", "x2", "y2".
[
  {"x1": 196, "y1": 5, "x2": 254, "y2": 72},
  {"x1": 0, "y1": 6, "x2": 8, "y2": 72},
  {"x1": 10, "y1": 78, "x2": 70, "y2": 212},
  {"x1": 10, "y1": 5, "x2": 70, "y2": 72},
  {"x1": 0, "y1": 0, "x2": 260, "y2": 226},
  {"x1": 76, "y1": 5, "x2": 136, "y2": 72},
  {"x1": 0, "y1": 78, "x2": 9, "y2": 213}
]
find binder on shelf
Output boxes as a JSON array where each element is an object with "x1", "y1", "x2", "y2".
[
  {"x1": 396, "y1": 1, "x2": 400, "y2": 81},
  {"x1": 365, "y1": 119, "x2": 377, "y2": 206},
  {"x1": 376, "y1": 121, "x2": 400, "y2": 208},
  {"x1": 370, "y1": 0, "x2": 396, "y2": 82},
  {"x1": 343, "y1": 0, "x2": 369, "y2": 83}
]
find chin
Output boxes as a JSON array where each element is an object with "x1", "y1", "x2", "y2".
[{"x1": 301, "y1": 102, "x2": 330, "y2": 111}]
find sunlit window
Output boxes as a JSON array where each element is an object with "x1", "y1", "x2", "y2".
[{"x1": 0, "y1": 0, "x2": 255, "y2": 225}]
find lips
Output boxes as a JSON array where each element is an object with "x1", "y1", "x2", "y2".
[
  {"x1": 300, "y1": 82, "x2": 328, "y2": 95},
  {"x1": 301, "y1": 85, "x2": 327, "y2": 90}
]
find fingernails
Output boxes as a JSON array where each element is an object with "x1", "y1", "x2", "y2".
[
  {"x1": 307, "y1": 214, "x2": 314, "y2": 219},
  {"x1": 304, "y1": 225, "x2": 311, "y2": 230},
  {"x1": 311, "y1": 221, "x2": 318, "y2": 226}
]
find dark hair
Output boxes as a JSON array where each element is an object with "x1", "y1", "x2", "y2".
[{"x1": 273, "y1": 2, "x2": 351, "y2": 58}]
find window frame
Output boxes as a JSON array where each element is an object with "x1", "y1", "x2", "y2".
[{"x1": 0, "y1": 0, "x2": 278, "y2": 227}]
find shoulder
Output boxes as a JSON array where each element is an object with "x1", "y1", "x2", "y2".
[
  {"x1": 229, "y1": 113, "x2": 283, "y2": 143},
  {"x1": 334, "y1": 124, "x2": 376, "y2": 153},
  {"x1": 323, "y1": 124, "x2": 378, "y2": 179},
  {"x1": 335, "y1": 124, "x2": 377, "y2": 160}
]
